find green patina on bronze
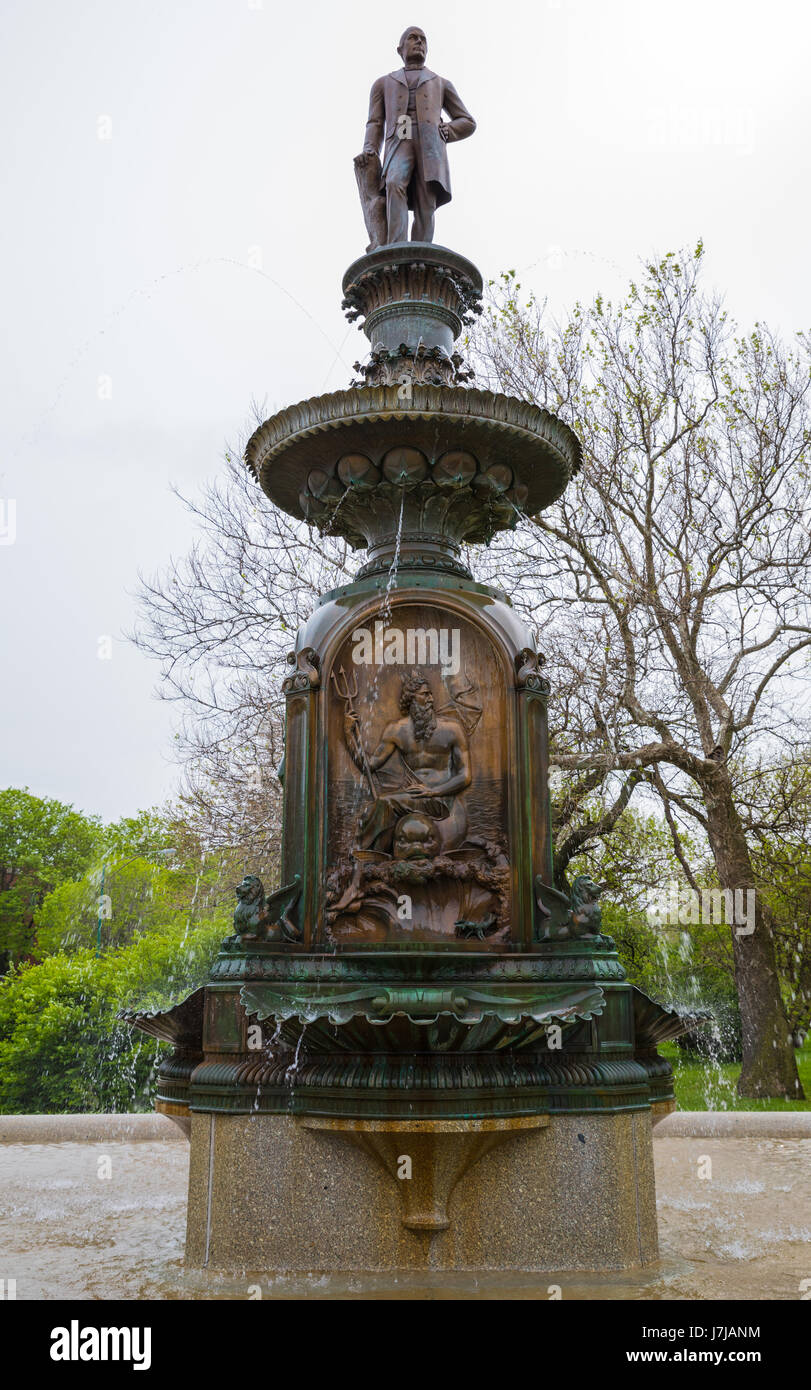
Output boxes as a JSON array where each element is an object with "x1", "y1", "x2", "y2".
[{"x1": 124, "y1": 241, "x2": 704, "y2": 1121}]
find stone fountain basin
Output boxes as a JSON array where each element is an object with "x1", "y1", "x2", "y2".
[{"x1": 0, "y1": 1118, "x2": 808, "y2": 1298}]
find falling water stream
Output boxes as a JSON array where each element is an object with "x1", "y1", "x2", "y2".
[
  {"x1": 256, "y1": 489, "x2": 408, "y2": 1110},
  {"x1": 337, "y1": 483, "x2": 407, "y2": 873}
]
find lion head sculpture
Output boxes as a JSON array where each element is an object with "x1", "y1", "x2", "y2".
[
  {"x1": 233, "y1": 875, "x2": 266, "y2": 938},
  {"x1": 569, "y1": 875, "x2": 603, "y2": 938}
]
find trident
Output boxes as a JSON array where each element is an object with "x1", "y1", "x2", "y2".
[{"x1": 331, "y1": 666, "x2": 378, "y2": 797}]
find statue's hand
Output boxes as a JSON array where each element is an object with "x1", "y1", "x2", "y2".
[
  {"x1": 344, "y1": 712, "x2": 360, "y2": 742},
  {"x1": 438, "y1": 122, "x2": 450, "y2": 143}
]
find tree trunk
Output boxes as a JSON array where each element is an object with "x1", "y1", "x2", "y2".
[{"x1": 704, "y1": 772, "x2": 804, "y2": 1099}]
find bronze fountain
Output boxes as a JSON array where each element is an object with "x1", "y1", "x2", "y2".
[{"x1": 124, "y1": 28, "x2": 697, "y2": 1273}]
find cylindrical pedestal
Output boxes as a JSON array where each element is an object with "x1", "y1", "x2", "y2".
[
  {"x1": 185, "y1": 1109, "x2": 659, "y2": 1272},
  {"x1": 342, "y1": 242, "x2": 483, "y2": 354}
]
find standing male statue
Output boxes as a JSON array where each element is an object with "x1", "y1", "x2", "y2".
[{"x1": 355, "y1": 27, "x2": 476, "y2": 248}]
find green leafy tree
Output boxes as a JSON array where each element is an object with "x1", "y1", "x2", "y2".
[
  {"x1": 34, "y1": 806, "x2": 241, "y2": 958},
  {"x1": 0, "y1": 914, "x2": 226, "y2": 1113},
  {"x1": 101, "y1": 808, "x2": 176, "y2": 862},
  {"x1": 35, "y1": 858, "x2": 179, "y2": 955},
  {"x1": 471, "y1": 246, "x2": 811, "y2": 1098},
  {"x1": 744, "y1": 758, "x2": 811, "y2": 1039},
  {"x1": 0, "y1": 789, "x2": 100, "y2": 973},
  {"x1": 0, "y1": 792, "x2": 250, "y2": 1111}
]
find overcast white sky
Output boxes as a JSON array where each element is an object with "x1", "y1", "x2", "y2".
[{"x1": 2, "y1": 0, "x2": 809, "y2": 823}]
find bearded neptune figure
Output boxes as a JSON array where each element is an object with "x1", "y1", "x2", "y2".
[{"x1": 344, "y1": 669, "x2": 472, "y2": 854}]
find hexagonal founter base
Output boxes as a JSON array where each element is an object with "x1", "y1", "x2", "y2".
[{"x1": 185, "y1": 1110, "x2": 659, "y2": 1272}]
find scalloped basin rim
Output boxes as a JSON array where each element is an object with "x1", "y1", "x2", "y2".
[
  {"x1": 631, "y1": 985, "x2": 714, "y2": 1045},
  {"x1": 117, "y1": 986, "x2": 205, "y2": 1047},
  {"x1": 341, "y1": 241, "x2": 484, "y2": 297},
  {"x1": 239, "y1": 981, "x2": 605, "y2": 1028},
  {"x1": 244, "y1": 386, "x2": 583, "y2": 524}
]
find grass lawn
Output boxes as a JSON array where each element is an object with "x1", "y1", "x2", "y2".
[{"x1": 659, "y1": 1039, "x2": 811, "y2": 1111}]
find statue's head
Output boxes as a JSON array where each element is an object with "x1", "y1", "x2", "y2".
[
  {"x1": 569, "y1": 874, "x2": 603, "y2": 937},
  {"x1": 393, "y1": 812, "x2": 440, "y2": 861},
  {"x1": 399, "y1": 669, "x2": 436, "y2": 741},
  {"x1": 398, "y1": 26, "x2": 427, "y2": 67},
  {"x1": 236, "y1": 874, "x2": 263, "y2": 904},
  {"x1": 571, "y1": 874, "x2": 601, "y2": 907}
]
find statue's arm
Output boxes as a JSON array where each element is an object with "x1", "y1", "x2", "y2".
[
  {"x1": 444, "y1": 738, "x2": 472, "y2": 795},
  {"x1": 440, "y1": 80, "x2": 476, "y2": 143},
  {"x1": 363, "y1": 78, "x2": 385, "y2": 156},
  {"x1": 367, "y1": 722, "x2": 400, "y2": 772}
]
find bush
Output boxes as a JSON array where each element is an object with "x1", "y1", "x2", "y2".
[{"x1": 0, "y1": 917, "x2": 224, "y2": 1113}]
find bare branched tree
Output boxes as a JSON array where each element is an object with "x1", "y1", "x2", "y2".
[
  {"x1": 742, "y1": 758, "x2": 811, "y2": 1041},
  {"x1": 470, "y1": 243, "x2": 811, "y2": 1097},
  {"x1": 132, "y1": 409, "x2": 353, "y2": 865}
]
